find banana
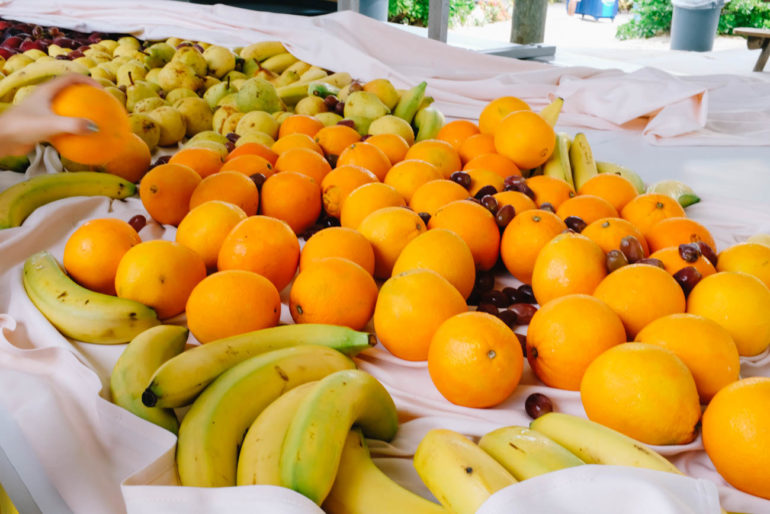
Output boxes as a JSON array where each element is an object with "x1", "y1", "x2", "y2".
[
  {"x1": 597, "y1": 161, "x2": 647, "y2": 194},
  {"x1": 261, "y1": 52, "x2": 299, "y2": 74},
  {"x1": 22, "y1": 251, "x2": 160, "y2": 344},
  {"x1": 0, "y1": 171, "x2": 136, "y2": 229},
  {"x1": 414, "y1": 106, "x2": 445, "y2": 142},
  {"x1": 298, "y1": 66, "x2": 329, "y2": 84},
  {"x1": 143, "y1": 324, "x2": 375, "y2": 408},
  {"x1": 478, "y1": 426, "x2": 584, "y2": 481},
  {"x1": 280, "y1": 369, "x2": 399, "y2": 504},
  {"x1": 109, "y1": 325, "x2": 188, "y2": 434},
  {"x1": 240, "y1": 41, "x2": 286, "y2": 62},
  {"x1": 321, "y1": 72, "x2": 353, "y2": 89},
  {"x1": 323, "y1": 429, "x2": 446, "y2": 514},
  {"x1": 284, "y1": 60, "x2": 312, "y2": 77},
  {"x1": 307, "y1": 82, "x2": 340, "y2": 99},
  {"x1": 273, "y1": 69, "x2": 300, "y2": 88},
  {"x1": 646, "y1": 179, "x2": 699, "y2": 207},
  {"x1": 176, "y1": 345, "x2": 355, "y2": 487},
  {"x1": 539, "y1": 97, "x2": 564, "y2": 128},
  {"x1": 393, "y1": 81, "x2": 427, "y2": 124},
  {"x1": 530, "y1": 413, "x2": 683, "y2": 474},
  {"x1": 414, "y1": 429, "x2": 516, "y2": 514},
  {"x1": 543, "y1": 132, "x2": 574, "y2": 190},
  {"x1": 237, "y1": 381, "x2": 319, "y2": 486},
  {"x1": 0, "y1": 59, "x2": 88, "y2": 102},
  {"x1": 278, "y1": 72, "x2": 352, "y2": 106},
  {"x1": 568, "y1": 132, "x2": 598, "y2": 191}
]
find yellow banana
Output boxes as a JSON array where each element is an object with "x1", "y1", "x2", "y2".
[
  {"x1": 568, "y1": 132, "x2": 598, "y2": 190},
  {"x1": 284, "y1": 60, "x2": 312, "y2": 77},
  {"x1": 240, "y1": 41, "x2": 286, "y2": 62},
  {"x1": 539, "y1": 97, "x2": 564, "y2": 128},
  {"x1": 543, "y1": 132, "x2": 574, "y2": 190},
  {"x1": 414, "y1": 106, "x2": 445, "y2": 142},
  {"x1": 261, "y1": 52, "x2": 299, "y2": 74},
  {"x1": 393, "y1": 81, "x2": 427, "y2": 123},
  {"x1": 0, "y1": 59, "x2": 88, "y2": 102}
]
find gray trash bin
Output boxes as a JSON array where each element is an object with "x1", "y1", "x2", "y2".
[
  {"x1": 670, "y1": 0, "x2": 726, "y2": 52},
  {"x1": 359, "y1": 0, "x2": 389, "y2": 21}
]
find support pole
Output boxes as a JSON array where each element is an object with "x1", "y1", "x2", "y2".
[
  {"x1": 511, "y1": 0, "x2": 548, "y2": 44},
  {"x1": 428, "y1": 0, "x2": 450, "y2": 42}
]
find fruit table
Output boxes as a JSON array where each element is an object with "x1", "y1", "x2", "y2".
[{"x1": 0, "y1": 1, "x2": 769, "y2": 513}]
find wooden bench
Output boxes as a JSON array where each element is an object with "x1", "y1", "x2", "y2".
[{"x1": 734, "y1": 26, "x2": 770, "y2": 72}]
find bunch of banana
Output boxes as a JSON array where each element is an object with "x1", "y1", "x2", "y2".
[{"x1": 0, "y1": 58, "x2": 88, "y2": 102}]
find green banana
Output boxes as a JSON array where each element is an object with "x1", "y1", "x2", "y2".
[
  {"x1": 393, "y1": 81, "x2": 427, "y2": 124},
  {"x1": 110, "y1": 325, "x2": 188, "y2": 434},
  {"x1": 278, "y1": 72, "x2": 352, "y2": 106},
  {"x1": 414, "y1": 428, "x2": 516, "y2": 514},
  {"x1": 539, "y1": 97, "x2": 564, "y2": 128},
  {"x1": 0, "y1": 59, "x2": 88, "y2": 102},
  {"x1": 543, "y1": 132, "x2": 574, "y2": 190},
  {"x1": 22, "y1": 251, "x2": 160, "y2": 344},
  {"x1": 239, "y1": 41, "x2": 286, "y2": 62},
  {"x1": 176, "y1": 345, "x2": 355, "y2": 487},
  {"x1": 414, "y1": 106, "x2": 445, "y2": 142},
  {"x1": 307, "y1": 82, "x2": 340, "y2": 99},
  {"x1": 236, "y1": 381, "x2": 320, "y2": 486},
  {"x1": 0, "y1": 154, "x2": 30, "y2": 173},
  {"x1": 478, "y1": 425, "x2": 584, "y2": 481},
  {"x1": 323, "y1": 429, "x2": 446, "y2": 514},
  {"x1": 530, "y1": 412, "x2": 683, "y2": 474},
  {"x1": 261, "y1": 52, "x2": 299, "y2": 74},
  {"x1": 142, "y1": 323, "x2": 375, "y2": 408},
  {"x1": 0, "y1": 172, "x2": 136, "y2": 229},
  {"x1": 280, "y1": 369, "x2": 399, "y2": 505},
  {"x1": 568, "y1": 132, "x2": 598, "y2": 191},
  {"x1": 597, "y1": 161, "x2": 647, "y2": 195}
]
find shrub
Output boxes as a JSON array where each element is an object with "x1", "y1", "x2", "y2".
[{"x1": 389, "y1": 0, "x2": 477, "y2": 27}]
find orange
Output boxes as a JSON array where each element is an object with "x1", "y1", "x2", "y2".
[
  {"x1": 494, "y1": 110, "x2": 555, "y2": 170},
  {"x1": 374, "y1": 269, "x2": 467, "y2": 361},
  {"x1": 492, "y1": 191, "x2": 537, "y2": 216},
  {"x1": 428, "y1": 200, "x2": 500, "y2": 271},
  {"x1": 645, "y1": 217, "x2": 717, "y2": 254},
  {"x1": 274, "y1": 147, "x2": 332, "y2": 184},
  {"x1": 526, "y1": 294, "x2": 626, "y2": 391},
  {"x1": 340, "y1": 182, "x2": 406, "y2": 229},
  {"x1": 436, "y1": 119, "x2": 480, "y2": 151},
  {"x1": 101, "y1": 133, "x2": 151, "y2": 183},
  {"x1": 478, "y1": 96, "x2": 531, "y2": 135},
  {"x1": 186, "y1": 270, "x2": 280, "y2": 343},
  {"x1": 702, "y1": 377, "x2": 770, "y2": 499},
  {"x1": 428, "y1": 311, "x2": 523, "y2": 408},
  {"x1": 404, "y1": 139, "x2": 462, "y2": 179},
  {"x1": 50, "y1": 84, "x2": 130, "y2": 165},
  {"x1": 581, "y1": 217, "x2": 649, "y2": 256},
  {"x1": 320, "y1": 164, "x2": 378, "y2": 218},
  {"x1": 555, "y1": 195, "x2": 618, "y2": 226},
  {"x1": 577, "y1": 174, "x2": 638, "y2": 213},
  {"x1": 526, "y1": 175, "x2": 574, "y2": 209},
  {"x1": 463, "y1": 153, "x2": 521, "y2": 180},
  {"x1": 290, "y1": 257, "x2": 377, "y2": 330},
  {"x1": 217, "y1": 215, "x2": 300, "y2": 292},
  {"x1": 500, "y1": 210, "x2": 566, "y2": 284},
  {"x1": 635, "y1": 313, "x2": 740, "y2": 402},
  {"x1": 337, "y1": 142, "x2": 392, "y2": 181},
  {"x1": 531, "y1": 232, "x2": 607, "y2": 306},
  {"x1": 115, "y1": 240, "x2": 206, "y2": 319},
  {"x1": 594, "y1": 263, "x2": 686, "y2": 338},
  {"x1": 278, "y1": 114, "x2": 324, "y2": 139},
  {"x1": 314, "y1": 125, "x2": 361, "y2": 157},
  {"x1": 226, "y1": 141, "x2": 278, "y2": 165},
  {"x1": 139, "y1": 163, "x2": 201, "y2": 226},
  {"x1": 271, "y1": 132, "x2": 324, "y2": 155},
  {"x1": 580, "y1": 343, "x2": 701, "y2": 445},
  {"x1": 649, "y1": 246, "x2": 716, "y2": 278},
  {"x1": 458, "y1": 133, "x2": 496, "y2": 164},
  {"x1": 384, "y1": 159, "x2": 442, "y2": 202},
  {"x1": 465, "y1": 168, "x2": 505, "y2": 196},
  {"x1": 409, "y1": 179, "x2": 470, "y2": 218},
  {"x1": 366, "y1": 133, "x2": 410, "y2": 165},
  {"x1": 357, "y1": 206, "x2": 426, "y2": 278},
  {"x1": 260, "y1": 171, "x2": 322, "y2": 235},
  {"x1": 63, "y1": 218, "x2": 141, "y2": 295},
  {"x1": 299, "y1": 226, "x2": 375, "y2": 276},
  {"x1": 169, "y1": 147, "x2": 224, "y2": 178},
  {"x1": 687, "y1": 271, "x2": 770, "y2": 356},
  {"x1": 175, "y1": 200, "x2": 247, "y2": 270},
  {"x1": 189, "y1": 171, "x2": 259, "y2": 215},
  {"x1": 220, "y1": 154, "x2": 274, "y2": 178},
  {"x1": 620, "y1": 193, "x2": 686, "y2": 238},
  {"x1": 392, "y1": 228, "x2": 476, "y2": 299},
  {"x1": 717, "y1": 242, "x2": 770, "y2": 289}
]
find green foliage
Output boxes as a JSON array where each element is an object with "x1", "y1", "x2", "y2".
[
  {"x1": 389, "y1": 0, "x2": 477, "y2": 27},
  {"x1": 718, "y1": 0, "x2": 770, "y2": 32}
]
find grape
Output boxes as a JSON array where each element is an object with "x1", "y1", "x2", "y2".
[
  {"x1": 474, "y1": 271, "x2": 495, "y2": 293},
  {"x1": 225, "y1": 132, "x2": 240, "y2": 143},
  {"x1": 53, "y1": 36, "x2": 78, "y2": 49},
  {"x1": 525, "y1": 393, "x2": 554, "y2": 419},
  {"x1": 637, "y1": 257, "x2": 666, "y2": 269},
  {"x1": 2, "y1": 35, "x2": 22, "y2": 48},
  {"x1": 504, "y1": 175, "x2": 525, "y2": 187},
  {"x1": 127, "y1": 214, "x2": 147, "y2": 233},
  {"x1": 517, "y1": 284, "x2": 536, "y2": 303},
  {"x1": 479, "y1": 290, "x2": 510, "y2": 308},
  {"x1": 249, "y1": 173, "x2": 266, "y2": 190},
  {"x1": 697, "y1": 241, "x2": 718, "y2": 266},
  {"x1": 480, "y1": 194, "x2": 498, "y2": 214},
  {"x1": 449, "y1": 171, "x2": 471, "y2": 189},
  {"x1": 87, "y1": 32, "x2": 103, "y2": 44},
  {"x1": 502, "y1": 286, "x2": 523, "y2": 304},
  {"x1": 678, "y1": 243, "x2": 701, "y2": 263},
  {"x1": 496, "y1": 309, "x2": 518, "y2": 328},
  {"x1": 564, "y1": 215, "x2": 587, "y2": 233},
  {"x1": 508, "y1": 303, "x2": 537, "y2": 325},
  {"x1": 673, "y1": 266, "x2": 702, "y2": 296},
  {"x1": 325, "y1": 154, "x2": 338, "y2": 168},
  {"x1": 619, "y1": 235, "x2": 644, "y2": 263},
  {"x1": 417, "y1": 212, "x2": 431, "y2": 226},
  {"x1": 476, "y1": 302, "x2": 499, "y2": 316},
  {"x1": 474, "y1": 185, "x2": 498, "y2": 199},
  {"x1": 336, "y1": 118, "x2": 354, "y2": 128},
  {"x1": 323, "y1": 95, "x2": 339, "y2": 109},
  {"x1": 539, "y1": 202, "x2": 556, "y2": 213},
  {"x1": 334, "y1": 102, "x2": 345, "y2": 115},
  {"x1": 606, "y1": 249, "x2": 629, "y2": 273},
  {"x1": 321, "y1": 215, "x2": 341, "y2": 228},
  {"x1": 495, "y1": 204, "x2": 515, "y2": 229},
  {"x1": 0, "y1": 47, "x2": 16, "y2": 59}
]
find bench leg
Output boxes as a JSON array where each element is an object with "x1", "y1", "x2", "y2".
[{"x1": 755, "y1": 39, "x2": 770, "y2": 72}]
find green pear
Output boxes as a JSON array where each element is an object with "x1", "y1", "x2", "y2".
[
  {"x1": 126, "y1": 81, "x2": 160, "y2": 112},
  {"x1": 363, "y1": 79, "x2": 400, "y2": 111},
  {"x1": 129, "y1": 113, "x2": 161, "y2": 152},
  {"x1": 166, "y1": 88, "x2": 198, "y2": 106},
  {"x1": 157, "y1": 61, "x2": 204, "y2": 92},
  {"x1": 97, "y1": 39, "x2": 118, "y2": 53},
  {"x1": 203, "y1": 79, "x2": 237, "y2": 109},
  {"x1": 89, "y1": 63, "x2": 115, "y2": 82},
  {"x1": 235, "y1": 130, "x2": 275, "y2": 148},
  {"x1": 148, "y1": 106, "x2": 187, "y2": 146},
  {"x1": 217, "y1": 93, "x2": 238, "y2": 108},
  {"x1": 71, "y1": 56, "x2": 96, "y2": 68},
  {"x1": 202, "y1": 76, "x2": 220, "y2": 90},
  {"x1": 112, "y1": 44, "x2": 139, "y2": 59},
  {"x1": 225, "y1": 70, "x2": 247, "y2": 82},
  {"x1": 116, "y1": 60, "x2": 148, "y2": 88},
  {"x1": 172, "y1": 46, "x2": 207, "y2": 77},
  {"x1": 236, "y1": 77, "x2": 283, "y2": 113},
  {"x1": 91, "y1": 77, "x2": 116, "y2": 88},
  {"x1": 117, "y1": 36, "x2": 141, "y2": 50},
  {"x1": 133, "y1": 96, "x2": 167, "y2": 114},
  {"x1": 176, "y1": 97, "x2": 213, "y2": 137},
  {"x1": 273, "y1": 111, "x2": 292, "y2": 124},
  {"x1": 241, "y1": 58, "x2": 260, "y2": 77},
  {"x1": 188, "y1": 130, "x2": 229, "y2": 146},
  {"x1": 203, "y1": 45, "x2": 236, "y2": 78},
  {"x1": 235, "y1": 111, "x2": 279, "y2": 138},
  {"x1": 184, "y1": 139, "x2": 228, "y2": 158},
  {"x1": 212, "y1": 105, "x2": 240, "y2": 133},
  {"x1": 145, "y1": 68, "x2": 161, "y2": 86},
  {"x1": 367, "y1": 114, "x2": 415, "y2": 144},
  {"x1": 84, "y1": 47, "x2": 111, "y2": 61},
  {"x1": 343, "y1": 91, "x2": 390, "y2": 120},
  {"x1": 218, "y1": 112, "x2": 244, "y2": 136},
  {"x1": 295, "y1": 96, "x2": 327, "y2": 116},
  {"x1": 346, "y1": 116, "x2": 374, "y2": 136},
  {"x1": 105, "y1": 86, "x2": 126, "y2": 106},
  {"x1": 230, "y1": 78, "x2": 246, "y2": 91},
  {"x1": 315, "y1": 112, "x2": 343, "y2": 127},
  {"x1": 144, "y1": 42, "x2": 175, "y2": 68}
]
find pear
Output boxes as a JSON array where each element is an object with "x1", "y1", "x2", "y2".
[
  {"x1": 346, "y1": 116, "x2": 373, "y2": 136},
  {"x1": 295, "y1": 96, "x2": 327, "y2": 116},
  {"x1": 2, "y1": 54, "x2": 33, "y2": 75},
  {"x1": 236, "y1": 77, "x2": 283, "y2": 113},
  {"x1": 172, "y1": 46, "x2": 207, "y2": 77},
  {"x1": 212, "y1": 105, "x2": 240, "y2": 133},
  {"x1": 129, "y1": 113, "x2": 161, "y2": 152},
  {"x1": 145, "y1": 68, "x2": 161, "y2": 86},
  {"x1": 96, "y1": 39, "x2": 118, "y2": 53},
  {"x1": 116, "y1": 60, "x2": 148, "y2": 88},
  {"x1": 363, "y1": 79, "x2": 400, "y2": 111},
  {"x1": 241, "y1": 58, "x2": 260, "y2": 77},
  {"x1": 202, "y1": 76, "x2": 220, "y2": 90},
  {"x1": 92, "y1": 77, "x2": 116, "y2": 88},
  {"x1": 112, "y1": 44, "x2": 139, "y2": 59},
  {"x1": 158, "y1": 61, "x2": 204, "y2": 92},
  {"x1": 83, "y1": 47, "x2": 111, "y2": 61},
  {"x1": 47, "y1": 45, "x2": 70, "y2": 58},
  {"x1": 90, "y1": 62, "x2": 115, "y2": 82},
  {"x1": 166, "y1": 88, "x2": 198, "y2": 106},
  {"x1": 234, "y1": 111, "x2": 279, "y2": 138},
  {"x1": 203, "y1": 45, "x2": 236, "y2": 78},
  {"x1": 144, "y1": 41, "x2": 175, "y2": 68},
  {"x1": 273, "y1": 111, "x2": 292, "y2": 124},
  {"x1": 235, "y1": 130, "x2": 275, "y2": 148},
  {"x1": 218, "y1": 111, "x2": 244, "y2": 136},
  {"x1": 367, "y1": 114, "x2": 415, "y2": 145},
  {"x1": 126, "y1": 81, "x2": 160, "y2": 112},
  {"x1": 230, "y1": 78, "x2": 246, "y2": 91},
  {"x1": 12, "y1": 85, "x2": 37, "y2": 105},
  {"x1": 225, "y1": 70, "x2": 247, "y2": 82},
  {"x1": 112, "y1": 55, "x2": 133, "y2": 66},
  {"x1": 203, "y1": 79, "x2": 237, "y2": 109},
  {"x1": 166, "y1": 37, "x2": 184, "y2": 48},
  {"x1": 22, "y1": 49, "x2": 46, "y2": 61},
  {"x1": 343, "y1": 91, "x2": 390, "y2": 120},
  {"x1": 315, "y1": 112, "x2": 343, "y2": 127},
  {"x1": 105, "y1": 86, "x2": 126, "y2": 106},
  {"x1": 133, "y1": 96, "x2": 167, "y2": 114},
  {"x1": 72, "y1": 56, "x2": 96, "y2": 68},
  {"x1": 188, "y1": 130, "x2": 229, "y2": 146},
  {"x1": 176, "y1": 97, "x2": 213, "y2": 137},
  {"x1": 184, "y1": 139, "x2": 228, "y2": 158},
  {"x1": 102, "y1": 60, "x2": 122, "y2": 76},
  {"x1": 148, "y1": 106, "x2": 187, "y2": 146},
  {"x1": 217, "y1": 93, "x2": 239, "y2": 108},
  {"x1": 117, "y1": 36, "x2": 141, "y2": 50}
]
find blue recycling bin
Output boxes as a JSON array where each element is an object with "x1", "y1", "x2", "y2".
[{"x1": 569, "y1": 0, "x2": 620, "y2": 20}]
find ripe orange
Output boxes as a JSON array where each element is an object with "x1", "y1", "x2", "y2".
[
  {"x1": 635, "y1": 313, "x2": 740, "y2": 402},
  {"x1": 580, "y1": 217, "x2": 649, "y2": 256},
  {"x1": 337, "y1": 142, "x2": 392, "y2": 181},
  {"x1": 526, "y1": 175, "x2": 574, "y2": 209},
  {"x1": 278, "y1": 114, "x2": 324, "y2": 139},
  {"x1": 63, "y1": 218, "x2": 141, "y2": 295},
  {"x1": 478, "y1": 96, "x2": 531, "y2": 135},
  {"x1": 139, "y1": 163, "x2": 201, "y2": 226},
  {"x1": 340, "y1": 182, "x2": 406, "y2": 229},
  {"x1": 465, "y1": 168, "x2": 505, "y2": 196},
  {"x1": 314, "y1": 124, "x2": 361, "y2": 158},
  {"x1": 649, "y1": 246, "x2": 716, "y2": 278},
  {"x1": 428, "y1": 200, "x2": 500, "y2": 271},
  {"x1": 101, "y1": 133, "x2": 152, "y2": 183},
  {"x1": 320, "y1": 164, "x2": 378, "y2": 219},
  {"x1": 580, "y1": 343, "x2": 701, "y2": 445},
  {"x1": 463, "y1": 153, "x2": 521, "y2": 180},
  {"x1": 494, "y1": 110, "x2": 555, "y2": 170},
  {"x1": 620, "y1": 193, "x2": 686, "y2": 238},
  {"x1": 555, "y1": 195, "x2": 618, "y2": 226},
  {"x1": 526, "y1": 294, "x2": 626, "y2": 391},
  {"x1": 357, "y1": 206, "x2": 427, "y2": 279},
  {"x1": 594, "y1": 263, "x2": 686, "y2": 338},
  {"x1": 374, "y1": 269, "x2": 467, "y2": 361},
  {"x1": 226, "y1": 141, "x2": 278, "y2": 165},
  {"x1": 428, "y1": 311, "x2": 523, "y2": 408},
  {"x1": 274, "y1": 147, "x2": 332, "y2": 184},
  {"x1": 220, "y1": 154, "x2": 274, "y2": 178},
  {"x1": 366, "y1": 133, "x2": 410, "y2": 165},
  {"x1": 290, "y1": 257, "x2": 377, "y2": 330},
  {"x1": 702, "y1": 377, "x2": 770, "y2": 499},
  {"x1": 186, "y1": 270, "x2": 280, "y2": 343},
  {"x1": 458, "y1": 133, "x2": 496, "y2": 164},
  {"x1": 500, "y1": 209, "x2": 566, "y2": 284},
  {"x1": 260, "y1": 171, "x2": 321, "y2": 235},
  {"x1": 492, "y1": 191, "x2": 537, "y2": 216},
  {"x1": 299, "y1": 226, "x2": 375, "y2": 276},
  {"x1": 577, "y1": 174, "x2": 638, "y2": 212},
  {"x1": 404, "y1": 139, "x2": 462, "y2": 179},
  {"x1": 645, "y1": 217, "x2": 717, "y2": 254},
  {"x1": 384, "y1": 159, "x2": 442, "y2": 202},
  {"x1": 189, "y1": 171, "x2": 259, "y2": 215},
  {"x1": 175, "y1": 200, "x2": 247, "y2": 270},
  {"x1": 115, "y1": 240, "x2": 206, "y2": 319},
  {"x1": 217, "y1": 215, "x2": 300, "y2": 292},
  {"x1": 409, "y1": 179, "x2": 470, "y2": 218},
  {"x1": 717, "y1": 242, "x2": 770, "y2": 289},
  {"x1": 271, "y1": 132, "x2": 324, "y2": 155},
  {"x1": 169, "y1": 147, "x2": 224, "y2": 178},
  {"x1": 436, "y1": 119, "x2": 480, "y2": 151}
]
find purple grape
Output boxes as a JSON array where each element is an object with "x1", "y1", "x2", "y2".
[
  {"x1": 525, "y1": 393, "x2": 554, "y2": 419},
  {"x1": 673, "y1": 266, "x2": 702, "y2": 297}
]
